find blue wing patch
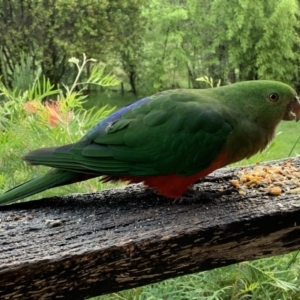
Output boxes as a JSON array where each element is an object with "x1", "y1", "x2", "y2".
[{"x1": 81, "y1": 97, "x2": 151, "y2": 141}]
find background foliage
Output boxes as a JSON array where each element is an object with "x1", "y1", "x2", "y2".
[{"x1": 0, "y1": 0, "x2": 300, "y2": 94}]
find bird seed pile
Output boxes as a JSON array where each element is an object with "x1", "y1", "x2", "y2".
[{"x1": 230, "y1": 160, "x2": 300, "y2": 196}]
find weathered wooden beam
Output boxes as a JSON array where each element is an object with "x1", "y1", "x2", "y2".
[{"x1": 1, "y1": 158, "x2": 300, "y2": 300}]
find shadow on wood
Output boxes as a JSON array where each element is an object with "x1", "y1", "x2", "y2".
[{"x1": 1, "y1": 158, "x2": 300, "y2": 299}]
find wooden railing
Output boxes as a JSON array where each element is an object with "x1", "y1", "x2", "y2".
[{"x1": 1, "y1": 158, "x2": 300, "y2": 300}]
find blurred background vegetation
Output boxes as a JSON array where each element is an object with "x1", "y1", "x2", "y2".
[
  {"x1": 0, "y1": 0, "x2": 300, "y2": 97},
  {"x1": 1, "y1": 0, "x2": 300, "y2": 299}
]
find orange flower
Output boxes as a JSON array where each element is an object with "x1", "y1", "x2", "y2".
[
  {"x1": 24, "y1": 99, "x2": 73, "y2": 127},
  {"x1": 44, "y1": 100, "x2": 73, "y2": 127},
  {"x1": 23, "y1": 100, "x2": 40, "y2": 114}
]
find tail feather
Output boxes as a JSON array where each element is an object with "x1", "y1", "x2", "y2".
[
  {"x1": 23, "y1": 144, "x2": 74, "y2": 165},
  {"x1": 0, "y1": 169, "x2": 97, "y2": 206}
]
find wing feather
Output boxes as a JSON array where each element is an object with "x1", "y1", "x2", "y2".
[{"x1": 24, "y1": 90, "x2": 233, "y2": 177}]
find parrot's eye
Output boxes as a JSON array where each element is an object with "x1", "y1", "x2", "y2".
[{"x1": 268, "y1": 93, "x2": 279, "y2": 102}]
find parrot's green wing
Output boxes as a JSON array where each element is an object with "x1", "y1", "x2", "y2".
[{"x1": 25, "y1": 91, "x2": 233, "y2": 177}]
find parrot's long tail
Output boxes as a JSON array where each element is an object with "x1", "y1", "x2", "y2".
[{"x1": 0, "y1": 169, "x2": 97, "y2": 206}]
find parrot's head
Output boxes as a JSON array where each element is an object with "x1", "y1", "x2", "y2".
[
  {"x1": 222, "y1": 80, "x2": 300, "y2": 127},
  {"x1": 255, "y1": 80, "x2": 300, "y2": 123}
]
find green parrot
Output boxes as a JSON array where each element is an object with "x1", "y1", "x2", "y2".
[{"x1": 0, "y1": 80, "x2": 299, "y2": 205}]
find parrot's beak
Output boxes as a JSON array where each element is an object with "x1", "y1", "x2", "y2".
[{"x1": 284, "y1": 96, "x2": 300, "y2": 122}]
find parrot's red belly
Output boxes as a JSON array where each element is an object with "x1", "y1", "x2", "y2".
[{"x1": 107, "y1": 150, "x2": 228, "y2": 198}]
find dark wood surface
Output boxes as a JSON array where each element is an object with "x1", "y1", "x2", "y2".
[{"x1": 1, "y1": 158, "x2": 300, "y2": 299}]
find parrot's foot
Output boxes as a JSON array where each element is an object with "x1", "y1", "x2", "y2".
[{"x1": 175, "y1": 187, "x2": 237, "y2": 204}]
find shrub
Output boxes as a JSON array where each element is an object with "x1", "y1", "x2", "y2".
[{"x1": 0, "y1": 54, "x2": 119, "y2": 199}]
